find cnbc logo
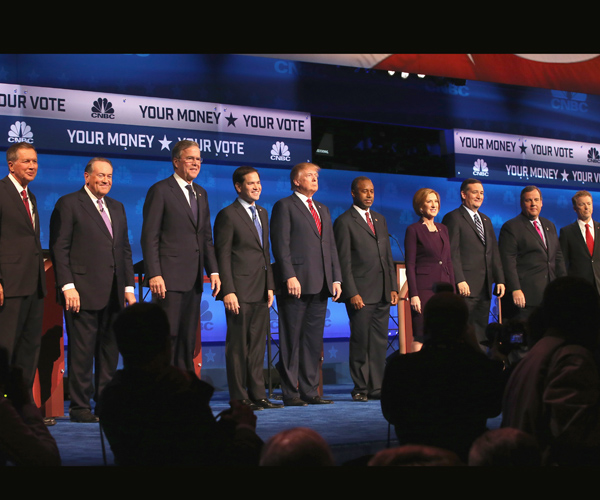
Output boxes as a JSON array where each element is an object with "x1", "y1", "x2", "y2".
[
  {"x1": 270, "y1": 141, "x2": 291, "y2": 162},
  {"x1": 91, "y1": 97, "x2": 115, "y2": 119}
]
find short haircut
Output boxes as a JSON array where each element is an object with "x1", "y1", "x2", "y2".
[
  {"x1": 351, "y1": 176, "x2": 372, "y2": 193},
  {"x1": 6, "y1": 142, "x2": 36, "y2": 163},
  {"x1": 232, "y1": 166, "x2": 259, "y2": 187},
  {"x1": 172, "y1": 140, "x2": 199, "y2": 162},
  {"x1": 572, "y1": 190, "x2": 593, "y2": 207},
  {"x1": 520, "y1": 185, "x2": 542, "y2": 203},
  {"x1": 290, "y1": 162, "x2": 319, "y2": 190},
  {"x1": 412, "y1": 187, "x2": 440, "y2": 216},
  {"x1": 460, "y1": 178, "x2": 482, "y2": 198},
  {"x1": 84, "y1": 157, "x2": 113, "y2": 174}
]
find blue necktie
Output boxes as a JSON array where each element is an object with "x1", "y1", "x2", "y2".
[{"x1": 250, "y1": 205, "x2": 263, "y2": 246}]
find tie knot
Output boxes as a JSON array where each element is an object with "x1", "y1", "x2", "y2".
[{"x1": 21, "y1": 189, "x2": 27, "y2": 200}]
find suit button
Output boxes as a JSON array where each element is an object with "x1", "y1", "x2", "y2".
[{"x1": 439, "y1": 261, "x2": 443, "y2": 265}]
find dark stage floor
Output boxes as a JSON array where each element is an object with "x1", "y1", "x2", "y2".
[{"x1": 46, "y1": 383, "x2": 502, "y2": 467}]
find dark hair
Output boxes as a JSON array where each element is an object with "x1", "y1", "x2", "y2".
[
  {"x1": 84, "y1": 157, "x2": 113, "y2": 174},
  {"x1": 232, "y1": 166, "x2": 259, "y2": 187},
  {"x1": 520, "y1": 185, "x2": 542, "y2": 203},
  {"x1": 351, "y1": 176, "x2": 372, "y2": 193}
]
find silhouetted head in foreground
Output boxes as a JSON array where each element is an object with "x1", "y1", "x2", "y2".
[{"x1": 259, "y1": 427, "x2": 335, "y2": 466}]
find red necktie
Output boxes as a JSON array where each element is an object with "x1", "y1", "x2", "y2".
[
  {"x1": 21, "y1": 190, "x2": 33, "y2": 226},
  {"x1": 534, "y1": 220, "x2": 546, "y2": 247},
  {"x1": 307, "y1": 198, "x2": 321, "y2": 235},
  {"x1": 366, "y1": 211, "x2": 376, "y2": 234},
  {"x1": 586, "y1": 223, "x2": 594, "y2": 256}
]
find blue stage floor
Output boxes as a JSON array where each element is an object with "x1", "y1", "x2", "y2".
[{"x1": 46, "y1": 383, "x2": 502, "y2": 467}]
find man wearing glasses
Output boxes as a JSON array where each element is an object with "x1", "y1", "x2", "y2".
[{"x1": 141, "y1": 140, "x2": 220, "y2": 371}]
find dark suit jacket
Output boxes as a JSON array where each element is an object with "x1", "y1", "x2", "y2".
[
  {"x1": 559, "y1": 219, "x2": 600, "y2": 292},
  {"x1": 333, "y1": 206, "x2": 397, "y2": 304},
  {"x1": 404, "y1": 221, "x2": 455, "y2": 300},
  {"x1": 0, "y1": 176, "x2": 46, "y2": 298},
  {"x1": 270, "y1": 193, "x2": 342, "y2": 296},
  {"x1": 214, "y1": 199, "x2": 274, "y2": 303},
  {"x1": 141, "y1": 175, "x2": 218, "y2": 292},
  {"x1": 499, "y1": 213, "x2": 566, "y2": 308},
  {"x1": 49, "y1": 187, "x2": 135, "y2": 311},
  {"x1": 442, "y1": 205, "x2": 504, "y2": 298}
]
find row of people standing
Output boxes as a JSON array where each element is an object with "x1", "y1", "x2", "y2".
[
  {"x1": 2, "y1": 138, "x2": 597, "y2": 425},
  {"x1": 406, "y1": 178, "x2": 600, "y2": 352}
]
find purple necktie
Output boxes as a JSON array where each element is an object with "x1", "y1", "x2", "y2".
[{"x1": 97, "y1": 198, "x2": 113, "y2": 237}]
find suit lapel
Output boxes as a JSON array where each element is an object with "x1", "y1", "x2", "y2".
[
  {"x1": 521, "y1": 215, "x2": 547, "y2": 252},
  {"x1": 292, "y1": 194, "x2": 321, "y2": 237},
  {"x1": 168, "y1": 176, "x2": 198, "y2": 227},
  {"x1": 78, "y1": 189, "x2": 113, "y2": 241},
  {"x1": 350, "y1": 207, "x2": 376, "y2": 239},
  {"x1": 3, "y1": 176, "x2": 36, "y2": 232},
  {"x1": 460, "y1": 205, "x2": 485, "y2": 245},
  {"x1": 233, "y1": 200, "x2": 262, "y2": 247}
]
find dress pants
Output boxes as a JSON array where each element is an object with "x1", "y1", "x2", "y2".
[
  {"x1": 158, "y1": 282, "x2": 203, "y2": 371},
  {"x1": 225, "y1": 301, "x2": 269, "y2": 401},
  {"x1": 276, "y1": 289, "x2": 328, "y2": 400},
  {"x1": 65, "y1": 280, "x2": 120, "y2": 410},
  {"x1": 465, "y1": 280, "x2": 493, "y2": 349},
  {"x1": 346, "y1": 300, "x2": 391, "y2": 396},
  {"x1": 0, "y1": 291, "x2": 44, "y2": 391}
]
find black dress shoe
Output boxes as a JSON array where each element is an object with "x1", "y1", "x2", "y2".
[
  {"x1": 367, "y1": 392, "x2": 381, "y2": 400},
  {"x1": 240, "y1": 399, "x2": 264, "y2": 411},
  {"x1": 302, "y1": 396, "x2": 334, "y2": 405},
  {"x1": 253, "y1": 398, "x2": 283, "y2": 409},
  {"x1": 283, "y1": 397, "x2": 308, "y2": 407},
  {"x1": 352, "y1": 393, "x2": 368, "y2": 402},
  {"x1": 69, "y1": 408, "x2": 99, "y2": 423},
  {"x1": 43, "y1": 417, "x2": 57, "y2": 426}
]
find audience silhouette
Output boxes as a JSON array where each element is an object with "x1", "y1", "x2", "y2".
[
  {"x1": 368, "y1": 444, "x2": 464, "y2": 466},
  {"x1": 468, "y1": 427, "x2": 541, "y2": 466},
  {"x1": 96, "y1": 302, "x2": 263, "y2": 466},
  {"x1": 381, "y1": 291, "x2": 507, "y2": 462},
  {"x1": 501, "y1": 276, "x2": 600, "y2": 466},
  {"x1": 259, "y1": 427, "x2": 335, "y2": 466},
  {"x1": 0, "y1": 347, "x2": 61, "y2": 466}
]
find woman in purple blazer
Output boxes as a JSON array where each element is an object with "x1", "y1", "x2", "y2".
[{"x1": 404, "y1": 188, "x2": 455, "y2": 349}]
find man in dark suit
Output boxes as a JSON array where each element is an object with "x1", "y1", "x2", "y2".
[
  {"x1": 50, "y1": 158, "x2": 136, "y2": 423},
  {"x1": 270, "y1": 162, "x2": 342, "y2": 406},
  {"x1": 141, "y1": 140, "x2": 220, "y2": 372},
  {"x1": 0, "y1": 143, "x2": 46, "y2": 402},
  {"x1": 442, "y1": 178, "x2": 505, "y2": 346},
  {"x1": 214, "y1": 166, "x2": 280, "y2": 411},
  {"x1": 333, "y1": 176, "x2": 398, "y2": 401},
  {"x1": 559, "y1": 190, "x2": 600, "y2": 293},
  {"x1": 499, "y1": 185, "x2": 566, "y2": 321}
]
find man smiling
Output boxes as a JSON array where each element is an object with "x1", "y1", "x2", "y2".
[
  {"x1": 0, "y1": 143, "x2": 46, "y2": 411},
  {"x1": 50, "y1": 157, "x2": 136, "y2": 422},
  {"x1": 141, "y1": 140, "x2": 220, "y2": 372}
]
